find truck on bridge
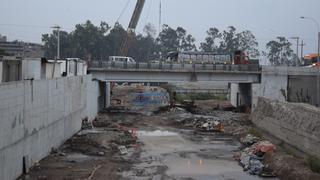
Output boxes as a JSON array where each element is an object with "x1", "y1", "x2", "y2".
[{"x1": 166, "y1": 50, "x2": 259, "y2": 65}]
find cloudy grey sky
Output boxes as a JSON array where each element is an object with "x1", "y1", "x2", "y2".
[{"x1": 0, "y1": 0, "x2": 319, "y2": 55}]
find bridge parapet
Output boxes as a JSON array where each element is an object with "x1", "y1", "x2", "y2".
[{"x1": 88, "y1": 61, "x2": 261, "y2": 73}]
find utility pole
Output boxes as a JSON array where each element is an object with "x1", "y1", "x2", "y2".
[
  {"x1": 300, "y1": 40, "x2": 306, "y2": 60},
  {"x1": 51, "y1": 25, "x2": 61, "y2": 59},
  {"x1": 291, "y1": 37, "x2": 300, "y2": 62},
  {"x1": 51, "y1": 25, "x2": 61, "y2": 78},
  {"x1": 301, "y1": 16, "x2": 320, "y2": 107}
]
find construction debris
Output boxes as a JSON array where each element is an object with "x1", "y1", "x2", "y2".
[
  {"x1": 118, "y1": 146, "x2": 128, "y2": 155},
  {"x1": 239, "y1": 135, "x2": 276, "y2": 177},
  {"x1": 240, "y1": 134, "x2": 260, "y2": 146}
]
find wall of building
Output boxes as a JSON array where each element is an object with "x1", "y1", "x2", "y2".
[
  {"x1": 22, "y1": 59, "x2": 41, "y2": 80},
  {"x1": 251, "y1": 97, "x2": 320, "y2": 157},
  {"x1": 251, "y1": 66, "x2": 319, "y2": 110},
  {"x1": 2, "y1": 60, "x2": 22, "y2": 82},
  {"x1": 0, "y1": 75, "x2": 97, "y2": 180},
  {"x1": 251, "y1": 73, "x2": 287, "y2": 110},
  {"x1": 288, "y1": 75, "x2": 319, "y2": 106},
  {"x1": 43, "y1": 63, "x2": 62, "y2": 79}
]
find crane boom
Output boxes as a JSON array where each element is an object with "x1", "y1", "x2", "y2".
[
  {"x1": 120, "y1": 0, "x2": 145, "y2": 56},
  {"x1": 128, "y1": 0, "x2": 145, "y2": 30}
]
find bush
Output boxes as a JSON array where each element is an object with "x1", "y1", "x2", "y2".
[
  {"x1": 248, "y1": 128, "x2": 263, "y2": 138},
  {"x1": 306, "y1": 155, "x2": 320, "y2": 173}
]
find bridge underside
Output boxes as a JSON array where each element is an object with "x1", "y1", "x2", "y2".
[{"x1": 90, "y1": 69, "x2": 261, "y2": 83}]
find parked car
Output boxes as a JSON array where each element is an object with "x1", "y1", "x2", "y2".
[{"x1": 109, "y1": 56, "x2": 136, "y2": 63}]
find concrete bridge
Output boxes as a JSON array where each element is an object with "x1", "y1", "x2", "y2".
[
  {"x1": 89, "y1": 61, "x2": 320, "y2": 109},
  {"x1": 88, "y1": 61, "x2": 261, "y2": 83}
]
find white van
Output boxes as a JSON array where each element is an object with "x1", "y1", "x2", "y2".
[{"x1": 109, "y1": 56, "x2": 136, "y2": 63}]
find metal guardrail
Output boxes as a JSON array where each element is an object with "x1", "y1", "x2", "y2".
[{"x1": 88, "y1": 61, "x2": 261, "y2": 72}]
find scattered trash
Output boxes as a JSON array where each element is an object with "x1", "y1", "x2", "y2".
[
  {"x1": 59, "y1": 152, "x2": 66, "y2": 156},
  {"x1": 97, "y1": 152, "x2": 105, "y2": 156},
  {"x1": 248, "y1": 158, "x2": 264, "y2": 175},
  {"x1": 118, "y1": 146, "x2": 128, "y2": 155},
  {"x1": 241, "y1": 134, "x2": 260, "y2": 146},
  {"x1": 254, "y1": 141, "x2": 276, "y2": 154},
  {"x1": 50, "y1": 147, "x2": 66, "y2": 157},
  {"x1": 37, "y1": 175, "x2": 47, "y2": 180},
  {"x1": 81, "y1": 118, "x2": 92, "y2": 130},
  {"x1": 50, "y1": 147, "x2": 58, "y2": 154},
  {"x1": 86, "y1": 165, "x2": 102, "y2": 180},
  {"x1": 239, "y1": 135, "x2": 276, "y2": 177},
  {"x1": 34, "y1": 161, "x2": 41, "y2": 171}
]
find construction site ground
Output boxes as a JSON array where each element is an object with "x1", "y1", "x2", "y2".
[{"x1": 20, "y1": 100, "x2": 320, "y2": 180}]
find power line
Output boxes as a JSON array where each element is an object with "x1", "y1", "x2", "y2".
[
  {"x1": 0, "y1": 23, "x2": 72, "y2": 31},
  {"x1": 0, "y1": 23, "x2": 49, "y2": 29},
  {"x1": 144, "y1": 0, "x2": 153, "y2": 25},
  {"x1": 117, "y1": 0, "x2": 131, "y2": 22},
  {"x1": 159, "y1": 0, "x2": 162, "y2": 34}
]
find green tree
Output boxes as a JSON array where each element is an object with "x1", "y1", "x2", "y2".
[
  {"x1": 201, "y1": 26, "x2": 259, "y2": 57},
  {"x1": 129, "y1": 23, "x2": 157, "y2": 61},
  {"x1": 237, "y1": 30, "x2": 259, "y2": 58},
  {"x1": 72, "y1": 20, "x2": 110, "y2": 60},
  {"x1": 42, "y1": 20, "x2": 111, "y2": 60},
  {"x1": 200, "y1": 28, "x2": 221, "y2": 52},
  {"x1": 219, "y1": 26, "x2": 238, "y2": 54},
  {"x1": 157, "y1": 24, "x2": 179, "y2": 57},
  {"x1": 156, "y1": 24, "x2": 196, "y2": 58},
  {"x1": 266, "y1": 36, "x2": 295, "y2": 66},
  {"x1": 106, "y1": 22, "x2": 126, "y2": 57},
  {"x1": 42, "y1": 30, "x2": 73, "y2": 58}
]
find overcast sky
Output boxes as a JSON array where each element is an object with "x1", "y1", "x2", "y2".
[{"x1": 0, "y1": 0, "x2": 320, "y2": 55}]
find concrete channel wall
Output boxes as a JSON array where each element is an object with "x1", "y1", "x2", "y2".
[
  {"x1": 0, "y1": 75, "x2": 98, "y2": 180},
  {"x1": 251, "y1": 97, "x2": 320, "y2": 156}
]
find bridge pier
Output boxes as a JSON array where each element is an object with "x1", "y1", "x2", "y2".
[
  {"x1": 230, "y1": 83, "x2": 253, "y2": 109},
  {"x1": 105, "y1": 82, "x2": 111, "y2": 108}
]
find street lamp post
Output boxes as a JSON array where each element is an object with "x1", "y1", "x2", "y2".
[
  {"x1": 51, "y1": 25, "x2": 61, "y2": 78},
  {"x1": 290, "y1": 36, "x2": 300, "y2": 64},
  {"x1": 51, "y1": 25, "x2": 61, "y2": 59},
  {"x1": 301, "y1": 16, "x2": 320, "y2": 107}
]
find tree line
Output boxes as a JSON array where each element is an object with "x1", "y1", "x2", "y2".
[{"x1": 42, "y1": 20, "x2": 297, "y2": 65}]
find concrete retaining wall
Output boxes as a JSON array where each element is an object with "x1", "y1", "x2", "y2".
[
  {"x1": 251, "y1": 97, "x2": 320, "y2": 156},
  {"x1": 0, "y1": 75, "x2": 97, "y2": 180},
  {"x1": 86, "y1": 79, "x2": 100, "y2": 121}
]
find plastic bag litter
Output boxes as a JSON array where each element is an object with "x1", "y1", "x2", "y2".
[{"x1": 254, "y1": 141, "x2": 276, "y2": 153}]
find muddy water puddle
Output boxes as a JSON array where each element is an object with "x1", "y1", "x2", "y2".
[{"x1": 123, "y1": 129, "x2": 275, "y2": 180}]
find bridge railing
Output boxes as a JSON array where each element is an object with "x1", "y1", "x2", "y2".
[{"x1": 88, "y1": 61, "x2": 261, "y2": 72}]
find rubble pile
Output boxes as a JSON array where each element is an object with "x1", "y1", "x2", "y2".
[
  {"x1": 175, "y1": 114, "x2": 224, "y2": 132},
  {"x1": 167, "y1": 109, "x2": 251, "y2": 134},
  {"x1": 239, "y1": 134, "x2": 276, "y2": 177}
]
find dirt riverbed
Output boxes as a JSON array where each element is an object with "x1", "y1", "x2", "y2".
[{"x1": 19, "y1": 100, "x2": 320, "y2": 180}]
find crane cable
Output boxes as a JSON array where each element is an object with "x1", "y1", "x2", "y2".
[
  {"x1": 117, "y1": 0, "x2": 131, "y2": 23},
  {"x1": 144, "y1": 0, "x2": 153, "y2": 25}
]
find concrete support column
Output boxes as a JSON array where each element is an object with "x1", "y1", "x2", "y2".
[
  {"x1": 230, "y1": 83, "x2": 239, "y2": 107},
  {"x1": 105, "y1": 82, "x2": 111, "y2": 108},
  {"x1": 230, "y1": 83, "x2": 252, "y2": 108}
]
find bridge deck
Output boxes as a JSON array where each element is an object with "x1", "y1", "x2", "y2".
[{"x1": 88, "y1": 61, "x2": 261, "y2": 73}]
